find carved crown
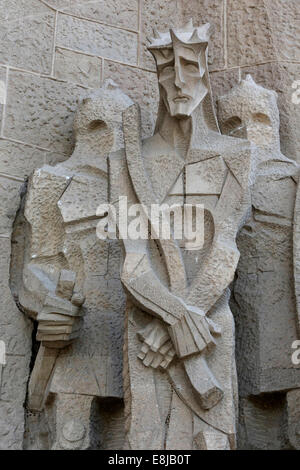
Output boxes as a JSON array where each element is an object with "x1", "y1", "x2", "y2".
[{"x1": 147, "y1": 19, "x2": 214, "y2": 50}]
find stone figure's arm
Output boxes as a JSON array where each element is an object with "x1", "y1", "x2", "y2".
[
  {"x1": 18, "y1": 166, "x2": 85, "y2": 347},
  {"x1": 121, "y1": 240, "x2": 219, "y2": 359},
  {"x1": 121, "y1": 246, "x2": 185, "y2": 326},
  {"x1": 187, "y1": 148, "x2": 253, "y2": 313}
]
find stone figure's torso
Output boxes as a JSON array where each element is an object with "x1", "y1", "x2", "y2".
[{"x1": 232, "y1": 158, "x2": 299, "y2": 394}]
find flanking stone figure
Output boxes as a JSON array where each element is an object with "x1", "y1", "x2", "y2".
[
  {"x1": 11, "y1": 20, "x2": 300, "y2": 450},
  {"x1": 11, "y1": 82, "x2": 132, "y2": 449},
  {"x1": 218, "y1": 76, "x2": 300, "y2": 449}
]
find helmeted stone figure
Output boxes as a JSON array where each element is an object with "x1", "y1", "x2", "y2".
[
  {"x1": 108, "y1": 20, "x2": 258, "y2": 450},
  {"x1": 11, "y1": 82, "x2": 132, "y2": 449},
  {"x1": 218, "y1": 76, "x2": 300, "y2": 449}
]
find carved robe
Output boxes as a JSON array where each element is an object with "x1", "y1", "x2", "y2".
[{"x1": 109, "y1": 102, "x2": 256, "y2": 450}]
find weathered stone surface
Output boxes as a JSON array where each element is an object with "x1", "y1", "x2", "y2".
[
  {"x1": 0, "y1": 237, "x2": 32, "y2": 450},
  {"x1": 0, "y1": 401, "x2": 26, "y2": 450},
  {"x1": 264, "y1": 0, "x2": 300, "y2": 62},
  {"x1": 12, "y1": 84, "x2": 131, "y2": 448},
  {"x1": 0, "y1": 140, "x2": 49, "y2": 179},
  {"x1": 211, "y1": 68, "x2": 239, "y2": 111},
  {"x1": 227, "y1": 0, "x2": 277, "y2": 67},
  {"x1": 218, "y1": 75, "x2": 300, "y2": 450},
  {"x1": 227, "y1": 0, "x2": 300, "y2": 66},
  {"x1": 238, "y1": 396, "x2": 288, "y2": 450},
  {"x1": 55, "y1": 48, "x2": 102, "y2": 88},
  {"x1": 241, "y1": 62, "x2": 300, "y2": 163},
  {"x1": 4, "y1": 71, "x2": 86, "y2": 154},
  {"x1": 1, "y1": 354, "x2": 31, "y2": 402},
  {"x1": 0, "y1": 0, "x2": 55, "y2": 74},
  {"x1": 139, "y1": 0, "x2": 179, "y2": 71},
  {"x1": 0, "y1": 67, "x2": 6, "y2": 132},
  {"x1": 44, "y1": 152, "x2": 69, "y2": 166},
  {"x1": 0, "y1": 2, "x2": 299, "y2": 451},
  {"x1": 46, "y1": 0, "x2": 139, "y2": 30},
  {"x1": 179, "y1": 0, "x2": 225, "y2": 70},
  {"x1": 57, "y1": 14, "x2": 138, "y2": 65},
  {"x1": 0, "y1": 176, "x2": 23, "y2": 234},
  {"x1": 0, "y1": 238, "x2": 32, "y2": 356},
  {"x1": 103, "y1": 61, "x2": 158, "y2": 138},
  {"x1": 114, "y1": 22, "x2": 253, "y2": 450},
  {"x1": 286, "y1": 389, "x2": 300, "y2": 449}
]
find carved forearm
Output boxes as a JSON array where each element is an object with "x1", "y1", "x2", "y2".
[
  {"x1": 187, "y1": 237, "x2": 240, "y2": 313},
  {"x1": 19, "y1": 263, "x2": 59, "y2": 318},
  {"x1": 121, "y1": 252, "x2": 219, "y2": 358},
  {"x1": 121, "y1": 252, "x2": 185, "y2": 326}
]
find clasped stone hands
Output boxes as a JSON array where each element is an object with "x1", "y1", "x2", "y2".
[
  {"x1": 138, "y1": 304, "x2": 221, "y2": 369},
  {"x1": 36, "y1": 269, "x2": 85, "y2": 348}
]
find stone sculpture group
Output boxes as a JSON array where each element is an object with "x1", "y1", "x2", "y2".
[{"x1": 10, "y1": 20, "x2": 300, "y2": 449}]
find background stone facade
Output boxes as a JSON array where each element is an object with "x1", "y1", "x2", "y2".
[{"x1": 0, "y1": 0, "x2": 299, "y2": 449}]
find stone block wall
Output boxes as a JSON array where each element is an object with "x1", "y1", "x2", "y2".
[{"x1": 0, "y1": 0, "x2": 299, "y2": 449}]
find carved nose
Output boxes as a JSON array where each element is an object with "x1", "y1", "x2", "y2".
[{"x1": 174, "y1": 65, "x2": 185, "y2": 89}]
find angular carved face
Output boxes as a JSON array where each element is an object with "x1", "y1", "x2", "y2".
[{"x1": 154, "y1": 42, "x2": 208, "y2": 119}]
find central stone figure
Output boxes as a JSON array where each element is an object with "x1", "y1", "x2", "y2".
[{"x1": 109, "y1": 20, "x2": 256, "y2": 450}]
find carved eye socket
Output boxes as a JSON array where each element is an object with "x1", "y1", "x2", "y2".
[
  {"x1": 252, "y1": 113, "x2": 271, "y2": 125},
  {"x1": 221, "y1": 116, "x2": 246, "y2": 139},
  {"x1": 88, "y1": 120, "x2": 107, "y2": 131},
  {"x1": 184, "y1": 63, "x2": 199, "y2": 75},
  {"x1": 159, "y1": 65, "x2": 175, "y2": 79}
]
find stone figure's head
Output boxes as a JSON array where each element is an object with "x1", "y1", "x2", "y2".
[
  {"x1": 218, "y1": 75, "x2": 280, "y2": 150},
  {"x1": 73, "y1": 80, "x2": 133, "y2": 155},
  {"x1": 148, "y1": 20, "x2": 213, "y2": 119}
]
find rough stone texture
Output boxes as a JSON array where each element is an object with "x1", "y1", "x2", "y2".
[
  {"x1": 57, "y1": 14, "x2": 138, "y2": 65},
  {"x1": 0, "y1": 67, "x2": 7, "y2": 132},
  {"x1": 226, "y1": 0, "x2": 300, "y2": 165},
  {"x1": 0, "y1": 401, "x2": 27, "y2": 450},
  {"x1": 178, "y1": 0, "x2": 225, "y2": 70},
  {"x1": 45, "y1": 0, "x2": 139, "y2": 31},
  {"x1": 0, "y1": 238, "x2": 32, "y2": 450},
  {"x1": 141, "y1": 0, "x2": 225, "y2": 71},
  {"x1": 4, "y1": 71, "x2": 87, "y2": 154},
  {"x1": 286, "y1": 389, "x2": 300, "y2": 449},
  {"x1": 210, "y1": 68, "x2": 239, "y2": 111},
  {"x1": 264, "y1": 0, "x2": 300, "y2": 62},
  {"x1": 0, "y1": 140, "x2": 60, "y2": 179},
  {"x1": 0, "y1": 0, "x2": 298, "y2": 451},
  {"x1": 238, "y1": 395, "x2": 288, "y2": 450},
  {"x1": 227, "y1": 0, "x2": 300, "y2": 67},
  {"x1": 218, "y1": 75, "x2": 300, "y2": 450},
  {"x1": 241, "y1": 62, "x2": 300, "y2": 164},
  {"x1": 0, "y1": 238, "x2": 32, "y2": 355},
  {"x1": 110, "y1": 23, "x2": 255, "y2": 450},
  {"x1": 54, "y1": 48, "x2": 102, "y2": 88},
  {"x1": 11, "y1": 83, "x2": 131, "y2": 448},
  {"x1": 227, "y1": 0, "x2": 277, "y2": 67},
  {"x1": 0, "y1": 177, "x2": 24, "y2": 235},
  {"x1": 0, "y1": 0, "x2": 55, "y2": 74},
  {"x1": 139, "y1": 0, "x2": 180, "y2": 71},
  {"x1": 103, "y1": 61, "x2": 158, "y2": 138}
]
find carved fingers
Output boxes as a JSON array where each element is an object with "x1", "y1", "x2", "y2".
[
  {"x1": 138, "y1": 341, "x2": 175, "y2": 369},
  {"x1": 168, "y1": 306, "x2": 221, "y2": 359},
  {"x1": 36, "y1": 270, "x2": 85, "y2": 348},
  {"x1": 137, "y1": 319, "x2": 175, "y2": 369},
  {"x1": 37, "y1": 318, "x2": 83, "y2": 343}
]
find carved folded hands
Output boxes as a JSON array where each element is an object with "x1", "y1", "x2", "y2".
[
  {"x1": 137, "y1": 306, "x2": 221, "y2": 369},
  {"x1": 36, "y1": 269, "x2": 85, "y2": 348},
  {"x1": 168, "y1": 305, "x2": 221, "y2": 359},
  {"x1": 137, "y1": 319, "x2": 176, "y2": 369}
]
